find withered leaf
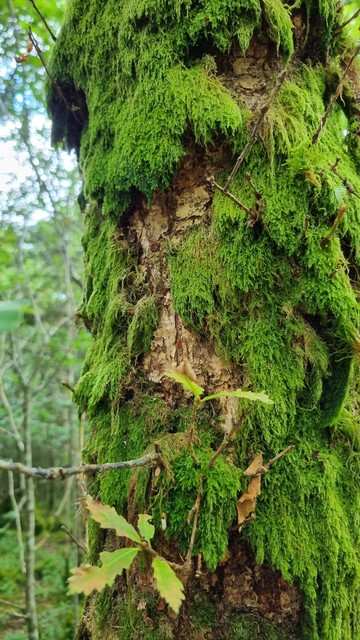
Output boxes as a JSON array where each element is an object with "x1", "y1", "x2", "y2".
[
  {"x1": 243, "y1": 453, "x2": 264, "y2": 477},
  {"x1": 236, "y1": 475, "x2": 261, "y2": 526}
]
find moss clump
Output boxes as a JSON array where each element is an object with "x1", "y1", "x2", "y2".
[{"x1": 228, "y1": 612, "x2": 299, "y2": 639}]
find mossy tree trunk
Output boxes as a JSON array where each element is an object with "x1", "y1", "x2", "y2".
[{"x1": 50, "y1": 1, "x2": 360, "y2": 638}]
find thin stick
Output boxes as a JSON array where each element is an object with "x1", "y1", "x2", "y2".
[
  {"x1": 185, "y1": 476, "x2": 203, "y2": 568},
  {"x1": 312, "y1": 44, "x2": 360, "y2": 144},
  {"x1": 224, "y1": 68, "x2": 288, "y2": 191},
  {"x1": 8, "y1": 469, "x2": 25, "y2": 573},
  {"x1": 0, "y1": 598, "x2": 25, "y2": 611},
  {"x1": 28, "y1": 0, "x2": 57, "y2": 41},
  {"x1": 61, "y1": 525, "x2": 88, "y2": 554},
  {"x1": 208, "y1": 177, "x2": 251, "y2": 213},
  {"x1": 244, "y1": 445, "x2": 295, "y2": 477},
  {"x1": 0, "y1": 451, "x2": 161, "y2": 480},
  {"x1": 208, "y1": 407, "x2": 252, "y2": 468},
  {"x1": 244, "y1": 172, "x2": 262, "y2": 200},
  {"x1": 329, "y1": 159, "x2": 360, "y2": 199},
  {"x1": 28, "y1": 29, "x2": 82, "y2": 124},
  {"x1": 61, "y1": 380, "x2": 75, "y2": 393},
  {"x1": 333, "y1": 8, "x2": 360, "y2": 36}
]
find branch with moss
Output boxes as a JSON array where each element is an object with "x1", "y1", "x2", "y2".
[
  {"x1": 329, "y1": 159, "x2": 360, "y2": 199},
  {"x1": 312, "y1": 44, "x2": 360, "y2": 144},
  {"x1": 0, "y1": 452, "x2": 161, "y2": 480},
  {"x1": 333, "y1": 8, "x2": 360, "y2": 36}
]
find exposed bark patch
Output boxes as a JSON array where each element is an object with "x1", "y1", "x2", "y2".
[{"x1": 217, "y1": 540, "x2": 301, "y2": 627}]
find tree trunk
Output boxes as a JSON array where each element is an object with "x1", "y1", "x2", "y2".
[{"x1": 49, "y1": 1, "x2": 360, "y2": 638}]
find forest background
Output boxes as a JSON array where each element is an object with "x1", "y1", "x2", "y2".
[
  {"x1": 0, "y1": 1, "x2": 359, "y2": 639},
  {"x1": 0, "y1": 1, "x2": 89, "y2": 639}
]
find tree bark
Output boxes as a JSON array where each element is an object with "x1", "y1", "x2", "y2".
[{"x1": 50, "y1": 2, "x2": 360, "y2": 638}]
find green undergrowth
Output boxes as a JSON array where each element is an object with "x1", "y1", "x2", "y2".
[
  {"x1": 50, "y1": 1, "x2": 360, "y2": 638},
  {"x1": 0, "y1": 529, "x2": 74, "y2": 640}
]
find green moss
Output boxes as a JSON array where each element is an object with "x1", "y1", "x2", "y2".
[
  {"x1": 127, "y1": 295, "x2": 158, "y2": 357},
  {"x1": 229, "y1": 612, "x2": 299, "y2": 639}
]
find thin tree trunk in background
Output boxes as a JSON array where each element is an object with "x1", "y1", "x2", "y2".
[{"x1": 23, "y1": 390, "x2": 39, "y2": 640}]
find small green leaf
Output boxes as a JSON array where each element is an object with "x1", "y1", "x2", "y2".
[
  {"x1": 152, "y1": 557, "x2": 185, "y2": 614},
  {"x1": 137, "y1": 514, "x2": 155, "y2": 543},
  {"x1": 201, "y1": 389, "x2": 274, "y2": 404},
  {"x1": 86, "y1": 496, "x2": 142, "y2": 543},
  {"x1": 164, "y1": 371, "x2": 204, "y2": 398},
  {"x1": 68, "y1": 548, "x2": 139, "y2": 595}
]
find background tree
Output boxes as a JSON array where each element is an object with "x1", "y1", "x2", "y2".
[{"x1": 48, "y1": 0, "x2": 360, "y2": 639}]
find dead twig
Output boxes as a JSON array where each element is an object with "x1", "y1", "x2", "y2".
[
  {"x1": 243, "y1": 445, "x2": 295, "y2": 477},
  {"x1": 224, "y1": 68, "x2": 288, "y2": 191},
  {"x1": 329, "y1": 159, "x2": 360, "y2": 199},
  {"x1": 333, "y1": 8, "x2": 360, "y2": 36},
  {"x1": 28, "y1": 0, "x2": 57, "y2": 41},
  {"x1": 208, "y1": 406, "x2": 252, "y2": 468},
  {"x1": 312, "y1": 44, "x2": 360, "y2": 144},
  {"x1": 61, "y1": 379, "x2": 75, "y2": 393},
  {"x1": 207, "y1": 176, "x2": 251, "y2": 214},
  {"x1": 0, "y1": 451, "x2": 161, "y2": 480},
  {"x1": 61, "y1": 525, "x2": 88, "y2": 554},
  {"x1": 28, "y1": 29, "x2": 82, "y2": 125}
]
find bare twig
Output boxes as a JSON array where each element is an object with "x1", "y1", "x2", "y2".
[
  {"x1": 185, "y1": 476, "x2": 203, "y2": 568},
  {"x1": 333, "y1": 8, "x2": 360, "y2": 36},
  {"x1": 28, "y1": 29, "x2": 82, "y2": 124},
  {"x1": 224, "y1": 68, "x2": 288, "y2": 191},
  {"x1": 8, "y1": 468, "x2": 25, "y2": 573},
  {"x1": 229, "y1": 514, "x2": 256, "y2": 532},
  {"x1": 207, "y1": 177, "x2": 251, "y2": 213},
  {"x1": 0, "y1": 452, "x2": 161, "y2": 480},
  {"x1": 312, "y1": 44, "x2": 360, "y2": 144},
  {"x1": 28, "y1": 0, "x2": 57, "y2": 41},
  {"x1": 61, "y1": 525, "x2": 88, "y2": 554},
  {"x1": 244, "y1": 172, "x2": 262, "y2": 200},
  {"x1": 61, "y1": 380, "x2": 75, "y2": 393},
  {"x1": 329, "y1": 159, "x2": 360, "y2": 199},
  {"x1": 208, "y1": 406, "x2": 252, "y2": 468},
  {"x1": 244, "y1": 445, "x2": 295, "y2": 477},
  {"x1": 0, "y1": 598, "x2": 25, "y2": 612}
]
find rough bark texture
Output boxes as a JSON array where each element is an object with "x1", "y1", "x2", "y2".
[{"x1": 50, "y1": 1, "x2": 360, "y2": 638}]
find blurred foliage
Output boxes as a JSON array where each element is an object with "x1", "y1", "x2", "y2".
[
  {"x1": 0, "y1": 0, "x2": 89, "y2": 638},
  {"x1": 0, "y1": 529, "x2": 75, "y2": 640}
]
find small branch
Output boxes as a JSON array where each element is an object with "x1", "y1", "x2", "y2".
[
  {"x1": 0, "y1": 598, "x2": 25, "y2": 612},
  {"x1": 312, "y1": 44, "x2": 360, "y2": 145},
  {"x1": 321, "y1": 205, "x2": 347, "y2": 247},
  {"x1": 224, "y1": 68, "x2": 288, "y2": 191},
  {"x1": 185, "y1": 476, "x2": 203, "y2": 568},
  {"x1": 0, "y1": 451, "x2": 161, "y2": 480},
  {"x1": 208, "y1": 407, "x2": 252, "y2": 468},
  {"x1": 329, "y1": 159, "x2": 360, "y2": 199},
  {"x1": 8, "y1": 468, "x2": 25, "y2": 573},
  {"x1": 333, "y1": 8, "x2": 360, "y2": 36},
  {"x1": 61, "y1": 379, "x2": 75, "y2": 393},
  {"x1": 28, "y1": 29, "x2": 82, "y2": 125},
  {"x1": 244, "y1": 445, "x2": 295, "y2": 477},
  {"x1": 229, "y1": 514, "x2": 256, "y2": 532},
  {"x1": 207, "y1": 177, "x2": 251, "y2": 214},
  {"x1": 28, "y1": 0, "x2": 57, "y2": 41},
  {"x1": 244, "y1": 172, "x2": 264, "y2": 227},
  {"x1": 61, "y1": 525, "x2": 88, "y2": 554},
  {"x1": 244, "y1": 172, "x2": 262, "y2": 200}
]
